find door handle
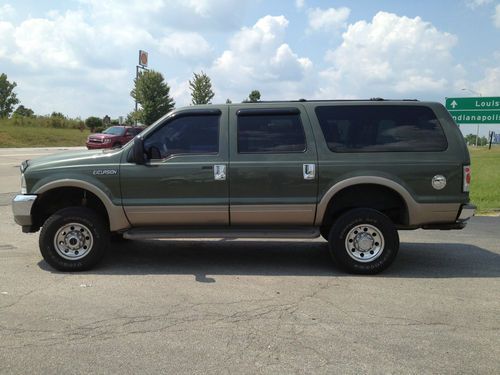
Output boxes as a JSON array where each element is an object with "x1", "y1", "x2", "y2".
[
  {"x1": 214, "y1": 164, "x2": 226, "y2": 181},
  {"x1": 303, "y1": 164, "x2": 316, "y2": 180}
]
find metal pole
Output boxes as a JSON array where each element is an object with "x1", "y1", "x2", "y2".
[
  {"x1": 134, "y1": 65, "x2": 139, "y2": 125},
  {"x1": 475, "y1": 124, "x2": 479, "y2": 147}
]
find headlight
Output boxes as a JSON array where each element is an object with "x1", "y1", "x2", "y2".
[
  {"x1": 21, "y1": 174, "x2": 27, "y2": 194},
  {"x1": 103, "y1": 138, "x2": 111, "y2": 143}
]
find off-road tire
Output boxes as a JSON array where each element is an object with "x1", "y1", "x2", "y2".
[
  {"x1": 328, "y1": 208, "x2": 399, "y2": 274},
  {"x1": 39, "y1": 207, "x2": 109, "y2": 271}
]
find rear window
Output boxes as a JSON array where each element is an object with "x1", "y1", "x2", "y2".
[{"x1": 315, "y1": 105, "x2": 448, "y2": 152}]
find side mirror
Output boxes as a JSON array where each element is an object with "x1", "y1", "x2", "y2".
[{"x1": 132, "y1": 136, "x2": 145, "y2": 164}]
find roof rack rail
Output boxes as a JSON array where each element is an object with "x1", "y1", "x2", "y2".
[{"x1": 241, "y1": 98, "x2": 421, "y2": 103}]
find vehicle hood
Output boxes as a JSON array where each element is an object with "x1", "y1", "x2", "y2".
[{"x1": 25, "y1": 148, "x2": 123, "y2": 172}]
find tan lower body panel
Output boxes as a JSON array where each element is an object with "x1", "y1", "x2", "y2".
[
  {"x1": 410, "y1": 203, "x2": 461, "y2": 226},
  {"x1": 124, "y1": 205, "x2": 228, "y2": 226},
  {"x1": 230, "y1": 204, "x2": 316, "y2": 225}
]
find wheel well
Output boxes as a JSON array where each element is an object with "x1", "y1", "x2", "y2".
[
  {"x1": 32, "y1": 187, "x2": 109, "y2": 231},
  {"x1": 321, "y1": 184, "x2": 408, "y2": 232}
]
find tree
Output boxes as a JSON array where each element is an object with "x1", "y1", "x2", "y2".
[
  {"x1": 124, "y1": 112, "x2": 138, "y2": 125},
  {"x1": 131, "y1": 70, "x2": 175, "y2": 126},
  {"x1": 248, "y1": 90, "x2": 261, "y2": 102},
  {"x1": 14, "y1": 105, "x2": 34, "y2": 117},
  {"x1": 85, "y1": 116, "x2": 103, "y2": 132},
  {"x1": 189, "y1": 71, "x2": 215, "y2": 105},
  {"x1": 0, "y1": 73, "x2": 20, "y2": 118},
  {"x1": 225, "y1": 98, "x2": 232, "y2": 104},
  {"x1": 464, "y1": 133, "x2": 489, "y2": 146}
]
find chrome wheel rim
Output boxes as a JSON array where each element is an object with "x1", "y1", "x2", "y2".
[
  {"x1": 345, "y1": 224, "x2": 384, "y2": 262},
  {"x1": 54, "y1": 223, "x2": 93, "y2": 260}
]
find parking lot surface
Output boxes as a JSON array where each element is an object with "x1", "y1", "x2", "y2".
[{"x1": 0, "y1": 148, "x2": 499, "y2": 374}]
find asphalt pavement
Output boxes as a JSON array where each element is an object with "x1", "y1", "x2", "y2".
[{"x1": 0, "y1": 147, "x2": 499, "y2": 374}]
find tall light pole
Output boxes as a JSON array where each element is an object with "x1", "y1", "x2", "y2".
[
  {"x1": 461, "y1": 88, "x2": 482, "y2": 146},
  {"x1": 135, "y1": 50, "x2": 149, "y2": 125}
]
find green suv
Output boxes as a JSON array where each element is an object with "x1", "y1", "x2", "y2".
[{"x1": 12, "y1": 100, "x2": 475, "y2": 274}]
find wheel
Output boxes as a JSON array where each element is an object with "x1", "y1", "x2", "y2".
[
  {"x1": 328, "y1": 208, "x2": 399, "y2": 274},
  {"x1": 112, "y1": 143, "x2": 122, "y2": 149},
  {"x1": 39, "y1": 207, "x2": 109, "y2": 271}
]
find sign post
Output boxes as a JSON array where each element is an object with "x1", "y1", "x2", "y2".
[{"x1": 134, "y1": 50, "x2": 149, "y2": 125}]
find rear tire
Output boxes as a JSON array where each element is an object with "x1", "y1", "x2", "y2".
[
  {"x1": 328, "y1": 208, "x2": 399, "y2": 274},
  {"x1": 39, "y1": 207, "x2": 109, "y2": 271}
]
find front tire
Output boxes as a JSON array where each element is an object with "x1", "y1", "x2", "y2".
[
  {"x1": 39, "y1": 207, "x2": 109, "y2": 271},
  {"x1": 328, "y1": 208, "x2": 399, "y2": 274}
]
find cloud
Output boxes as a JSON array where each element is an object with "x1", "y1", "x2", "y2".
[
  {"x1": 475, "y1": 67, "x2": 500, "y2": 95},
  {"x1": 295, "y1": 0, "x2": 305, "y2": 9},
  {"x1": 0, "y1": 1, "x2": 236, "y2": 117},
  {"x1": 308, "y1": 7, "x2": 350, "y2": 32},
  {"x1": 11, "y1": 11, "x2": 93, "y2": 69},
  {"x1": 158, "y1": 32, "x2": 212, "y2": 60},
  {"x1": 494, "y1": 4, "x2": 500, "y2": 28},
  {"x1": 318, "y1": 11, "x2": 459, "y2": 98},
  {"x1": 465, "y1": 0, "x2": 493, "y2": 9},
  {"x1": 210, "y1": 15, "x2": 313, "y2": 102},
  {"x1": 79, "y1": 0, "x2": 250, "y2": 31}
]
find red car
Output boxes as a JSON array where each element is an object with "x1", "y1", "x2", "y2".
[{"x1": 86, "y1": 126, "x2": 144, "y2": 149}]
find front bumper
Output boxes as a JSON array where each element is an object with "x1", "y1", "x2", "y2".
[
  {"x1": 12, "y1": 195, "x2": 37, "y2": 226},
  {"x1": 86, "y1": 142, "x2": 112, "y2": 149}
]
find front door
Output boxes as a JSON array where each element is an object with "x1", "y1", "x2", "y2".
[
  {"x1": 120, "y1": 109, "x2": 229, "y2": 226},
  {"x1": 229, "y1": 105, "x2": 318, "y2": 225}
]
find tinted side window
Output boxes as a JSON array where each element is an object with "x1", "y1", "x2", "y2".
[
  {"x1": 315, "y1": 105, "x2": 448, "y2": 152},
  {"x1": 144, "y1": 115, "x2": 219, "y2": 159},
  {"x1": 237, "y1": 113, "x2": 306, "y2": 153}
]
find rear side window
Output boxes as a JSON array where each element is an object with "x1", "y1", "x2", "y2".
[
  {"x1": 237, "y1": 112, "x2": 306, "y2": 153},
  {"x1": 315, "y1": 105, "x2": 448, "y2": 152}
]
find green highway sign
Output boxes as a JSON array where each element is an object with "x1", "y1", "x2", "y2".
[
  {"x1": 446, "y1": 97, "x2": 500, "y2": 110},
  {"x1": 445, "y1": 96, "x2": 500, "y2": 124},
  {"x1": 448, "y1": 110, "x2": 500, "y2": 124}
]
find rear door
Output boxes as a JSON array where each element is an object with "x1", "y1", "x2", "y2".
[{"x1": 229, "y1": 105, "x2": 318, "y2": 225}]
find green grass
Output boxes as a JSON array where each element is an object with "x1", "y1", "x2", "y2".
[
  {"x1": 0, "y1": 121, "x2": 90, "y2": 147},
  {"x1": 469, "y1": 146, "x2": 500, "y2": 214}
]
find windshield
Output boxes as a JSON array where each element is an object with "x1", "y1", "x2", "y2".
[{"x1": 102, "y1": 126, "x2": 125, "y2": 136}]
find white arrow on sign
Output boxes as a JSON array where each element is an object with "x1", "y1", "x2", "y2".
[{"x1": 450, "y1": 100, "x2": 458, "y2": 109}]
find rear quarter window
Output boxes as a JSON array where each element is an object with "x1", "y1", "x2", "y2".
[{"x1": 315, "y1": 105, "x2": 448, "y2": 152}]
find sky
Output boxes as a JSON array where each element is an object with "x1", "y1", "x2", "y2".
[{"x1": 1, "y1": 0, "x2": 499, "y2": 136}]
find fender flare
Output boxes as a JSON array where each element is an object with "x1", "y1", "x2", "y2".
[
  {"x1": 34, "y1": 179, "x2": 130, "y2": 231},
  {"x1": 315, "y1": 176, "x2": 416, "y2": 226}
]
